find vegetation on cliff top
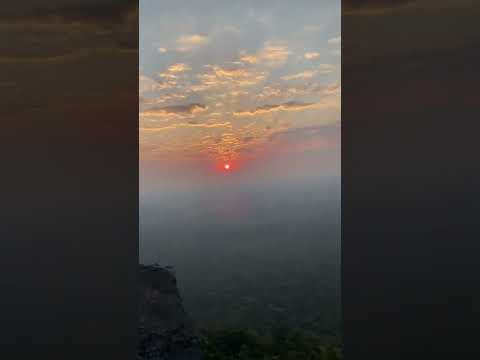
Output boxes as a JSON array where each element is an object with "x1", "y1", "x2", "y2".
[{"x1": 200, "y1": 327, "x2": 341, "y2": 360}]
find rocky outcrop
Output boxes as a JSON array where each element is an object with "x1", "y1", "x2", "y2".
[{"x1": 138, "y1": 264, "x2": 202, "y2": 360}]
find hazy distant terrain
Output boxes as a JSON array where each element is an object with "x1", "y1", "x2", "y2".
[{"x1": 140, "y1": 177, "x2": 341, "y2": 335}]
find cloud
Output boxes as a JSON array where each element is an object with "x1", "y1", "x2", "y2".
[
  {"x1": 139, "y1": 72, "x2": 178, "y2": 94},
  {"x1": 233, "y1": 101, "x2": 320, "y2": 116},
  {"x1": 140, "y1": 103, "x2": 207, "y2": 117},
  {"x1": 240, "y1": 55, "x2": 259, "y2": 64},
  {"x1": 196, "y1": 65, "x2": 267, "y2": 90},
  {"x1": 281, "y1": 65, "x2": 334, "y2": 81},
  {"x1": 318, "y1": 64, "x2": 336, "y2": 74},
  {"x1": 176, "y1": 34, "x2": 209, "y2": 52},
  {"x1": 138, "y1": 3, "x2": 341, "y2": 161},
  {"x1": 269, "y1": 124, "x2": 336, "y2": 141},
  {"x1": 328, "y1": 36, "x2": 341, "y2": 45},
  {"x1": 178, "y1": 34, "x2": 209, "y2": 45},
  {"x1": 155, "y1": 63, "x2": 191, "y2": 84},
  {"x1": 267, "y1": 125, "x2": 339, "y2": 153},
  {"x1": 281, "y1": 70, "x2": 318, "y2": 81},
  {"x1": 259, "y1": 43, "x2": 290, "y2": 66},
  {"x1": 140, "y1": 122, "x2": 231, "y2": 132},
  {"x1": 167, "y1": 63, "x2": 191, "y2": 73},
  {"x1": 237, "y1": 43, "x2": 289, "y2": 68},
  {"x1": 324, "y1": 82, "x2": 341, "y2": 95},
  {"x1": 304, "y1": 52, "x2": 320, "y2": 60},
  {"x1": 256, "y1": 80, "x2": 340, "y2": 102},
  {"x1": 206, "y1": 65, "x2": 250, "y2": 78},
  {"x1": 140, "y1": 93, "x2": 188, "y2": 106},
  {"x1": 157, "y1": 72, "x2": 177, "y2": 80}
]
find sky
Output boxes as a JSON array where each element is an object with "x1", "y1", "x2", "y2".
[{"x1": 139, "y1": 0, "x2": 341, "y2": 196}]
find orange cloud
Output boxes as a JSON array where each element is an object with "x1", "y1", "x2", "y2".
[
  {"x1": 233, "y1": 101, "x2": 320, "y2": 116},
  {"x1": 140, "y1": 103, "x2": 207, "y2": 117},
  {"x1": 258, "y1": 43, "x2": 290, "y2": 66},
  {"x1": 176, "y1": 34, "x2": 209, "y2": 52},
  {"x1": 281, "y1": 70, "x2": 318, "y2": 81},
  {"x1": 304, "y1": 52, "x2": 320, "y2": 60},
  {"x1": 167, "y1": 63, "x2": 191, "y2": 73},
  {"x1": 140, "y1": 122, "x2": 231, "y2": 132},
  {"x1": 237, "y1": 43, "x2": 290, "y2": 68},
  {"x1": 240, "y1": 54, "x2": 259, "y2": 64},
  {"x1": 196, "y1": 65, "x2": 267, "y2": 90}
]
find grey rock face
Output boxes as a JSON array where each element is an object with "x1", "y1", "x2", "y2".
[{"x1": 139, "y1": 265, "x2": 202, "y2": 360}]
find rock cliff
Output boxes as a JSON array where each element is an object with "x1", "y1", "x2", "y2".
[{"x1": 138, "y1": 264, "x2": 202, "y2": 360}]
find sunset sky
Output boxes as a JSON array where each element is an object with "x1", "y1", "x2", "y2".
[{"x1": 139, "y1": 0, "x2": 341, "y2": 192}]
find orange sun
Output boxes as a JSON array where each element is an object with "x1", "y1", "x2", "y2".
[{"x1": 224, "y1": 164, "x2": 230, "y2": 170}]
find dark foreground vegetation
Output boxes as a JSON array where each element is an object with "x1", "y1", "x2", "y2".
[{"x1": 199, "y1": 327, "x2": 341, "y2": 360}]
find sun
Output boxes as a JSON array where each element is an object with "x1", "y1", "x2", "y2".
[{"x1": 224, "y1": 164, "x2": 230, "y2": 170}]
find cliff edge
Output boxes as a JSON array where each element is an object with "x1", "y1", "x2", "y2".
[{"x1": 138, "y1": 264, "x2": 202, "y2": 360}]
